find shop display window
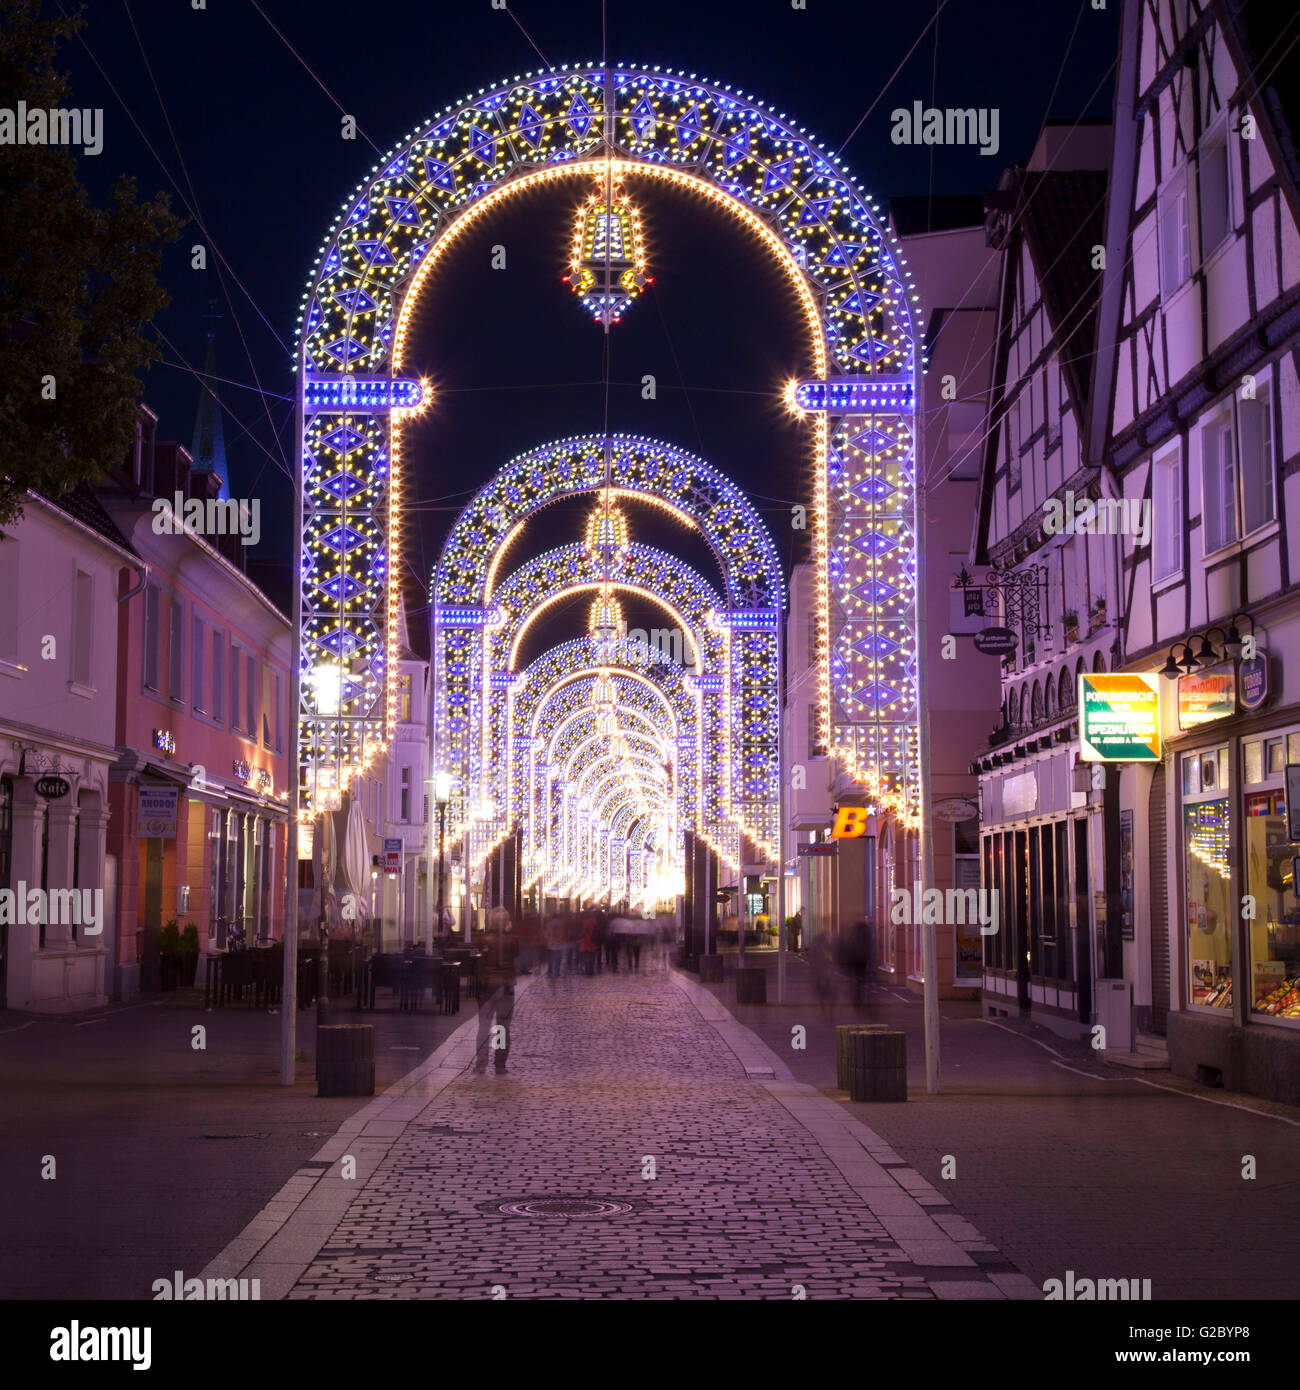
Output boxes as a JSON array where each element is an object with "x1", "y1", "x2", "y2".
[
  {"x1": 1244, "y1": 726, "x2": 1300, "y2": 1020},
  {"x1": 1183, "y1": 790, "x2": 1233, "y2": 1009}
]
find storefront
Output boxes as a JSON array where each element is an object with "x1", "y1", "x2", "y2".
[
  {"x1": 977, "y1": 743, "x2": 1097, "y2": 1038},
  {"x1": 1165, "y1": 695, "x2": 1300, "y2": 1101}
]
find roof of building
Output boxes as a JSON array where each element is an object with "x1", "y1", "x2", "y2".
[
  {"x1": 1227, "y1": 0, "x2": 1300, "y2": 202},
  {"x1": 35, "y1": 482, "x2": 135, "y2": 554},
  {"x1": 1019, "y1": 168, "x2": 1109, "y2": 412}
]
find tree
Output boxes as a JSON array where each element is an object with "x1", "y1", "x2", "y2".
[{"x1": 0, "y1": 1, "x2": 181, "y2": 533}]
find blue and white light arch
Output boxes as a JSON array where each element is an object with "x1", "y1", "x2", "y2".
[{"x1": 296, "y1": 64, "x2": 921, "y2": 835}]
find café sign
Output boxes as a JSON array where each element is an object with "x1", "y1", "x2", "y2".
[
  {"x1": 1079, "y1": 672, "x2": 1161, "y2": 762},
  {"x1": 1178, "y1": 663, "x2": 1235, "y2": 731}
]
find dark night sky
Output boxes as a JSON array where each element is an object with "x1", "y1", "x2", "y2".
[{"x1": 59, "y1": 0, "x2": 1117, "y2": 638}]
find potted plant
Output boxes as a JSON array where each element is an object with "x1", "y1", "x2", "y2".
[
  {"x1": 1088, "y1": 596, "x2": 1107, "y2": 632},
  {"x1": 179, "y1": 922, "x2": 200, "y2": 987},
  {"x1": 1062, "y1": 609, "x2": 1079, "y2": 644},
  {"x1": 158, "y1": 919, "x2": 181, "y2": 991}
]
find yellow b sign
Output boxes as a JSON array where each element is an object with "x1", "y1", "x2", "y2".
[{"x1": 831, "y1": 807, "x2": 871, "y2": 838}]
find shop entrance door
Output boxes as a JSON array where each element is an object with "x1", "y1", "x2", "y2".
[
  {"x1": 1148, "y1": 765, "x2": 1169, "y2": 1033},
  {"x1": 1015, "y1": 829, "x2": 1030, "y2": 1013},
  {"x1": 0, "y1": 777, "x2": 10, "y2": 1009},
  {"x1": 1074, "y1": 817, "x2": 1092, "y2": 1023}
]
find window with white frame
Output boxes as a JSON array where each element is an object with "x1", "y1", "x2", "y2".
[
  {"x1": 1152, "y1": 440, "x2": 1184, "y2": 581},
  {"x1": 168, "y1": 597, "x2": 184, "y2": 701},
  {"x1": 1159, "y1": 169, "x2": 1191, "y2": 299},
  {"x1": 71, "y1": 570, "x2": 93, "y2": 687},
  {"x1": 1239, "y1": 375, "x2": 1275, "y2": 535},
  {"x1": 1201, "y1": 373, "x2": 1275, "y2": 555},
  {"x1": 229, "y1": 642, "x2": 242, "y2": 732},
  {"x1": 211, "y1": 628, "x2": 224, "y2": 722},
  {"x1": 1198, "y1": 120, "x2": 1231, "y2": 256},
  {"x1": 143, "y1": 584, "x2": 161, "y2": 691},
  {"x1": 0, "y1": 540, "x2": 17, "y2": 664},
  {"x1": 246, "y1": 652, "x2": 257, "y2": 741},
  {"x1": 192, "y1": 612, "x2": 206, "y2": 713},
  {"x1": 1201, "y1": 408, "x2": 1238, "y2": 553}
]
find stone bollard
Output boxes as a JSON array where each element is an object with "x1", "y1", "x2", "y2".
[
  {"x1": 317, "y1": 1024, "x2": 375, "y2": 1097},
  {"x1": 735, "y1": 966, "x2": 766, "y2": 1004},
  {"x1": 698, "y1": 953, "x2": 724, "y2": 983},
  {"x1": 848, "y1": 1029, "x2": 907, "y2": 1102},
  {"x1": 835, "y1": 1024, "x2": 888, "y2": 1090}
]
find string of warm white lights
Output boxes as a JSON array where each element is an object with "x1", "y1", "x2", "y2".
[{"x1": 297, "y1": 65, "x2": 921, "y2": 867}]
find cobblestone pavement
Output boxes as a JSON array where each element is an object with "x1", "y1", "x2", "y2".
[{"x1": 241, "y1": 970, "x2": 1030, "y2": 1300}]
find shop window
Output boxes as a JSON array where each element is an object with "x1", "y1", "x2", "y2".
[
  {"x1": 1245, "y1": 740, "x2": 1263, "y2": 786},
  {"x1": 1244, "y1": 726, "x2": 1300, "y2": 1020},
  {"x1": 1183, "y1": 742, "x2": 1233, "y2": 1010}
]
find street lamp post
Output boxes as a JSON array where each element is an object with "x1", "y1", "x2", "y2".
[{"x1": 430, "y1": 772, "x2": 451, "y2": 944}]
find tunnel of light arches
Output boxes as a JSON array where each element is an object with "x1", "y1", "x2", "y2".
[
  {"x1": 431, "y1": 441, "x2": 782, "y2": 907},
  {"x1": 294, "y1": 64, "x2": 922, "y2": 894}
]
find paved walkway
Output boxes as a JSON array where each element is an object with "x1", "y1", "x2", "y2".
[{"x1": 206, "y1": 970, "x2": 1035, "y2": 1300}]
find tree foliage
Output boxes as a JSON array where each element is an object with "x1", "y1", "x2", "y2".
[{"x1": 0, "y1": 1, "x2": 180, "y2": 533}]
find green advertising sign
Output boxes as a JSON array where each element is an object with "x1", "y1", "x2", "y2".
[{"x1": 1079, "y1": 673, "x2": 1162, "y2": 762}]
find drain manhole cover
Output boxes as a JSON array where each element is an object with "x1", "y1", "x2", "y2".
[{"x1": 487, "y1": 1196, "x2": 637, "y2": 1219}]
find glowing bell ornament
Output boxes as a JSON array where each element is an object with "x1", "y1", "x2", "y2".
[{"x1": 564, "y1": 179, "x2": 649, "y2": 326}]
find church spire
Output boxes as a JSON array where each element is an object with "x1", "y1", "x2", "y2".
[{"x1": 191, "y1": 299, "x2": 229, "y2": 501}]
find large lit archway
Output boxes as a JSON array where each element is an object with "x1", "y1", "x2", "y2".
[{"x1": 296, "y1": 65, "x2": 922, "y2": 863}]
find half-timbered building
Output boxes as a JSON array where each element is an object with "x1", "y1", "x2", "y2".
[
  {"x1": 1092, "y1": 0, "x2": 1300, "y2": 1098},
  {"x1": 970, "y1": 122, "x2": 1117, "y2": 1041}
]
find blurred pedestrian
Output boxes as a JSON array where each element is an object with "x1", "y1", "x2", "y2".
[
  {"x1": 562, "y1": 913, "x2": 581, "y2": 975},
  {"x1": 544, "y1": 913, "x2": 564, "y2": 982},
  {"x1": 840, "y1": 918, "x2": 875, "y2": 1013},
  {"x1": 809, "y1": 931, "x2": 839, "y2": 1019},
  {"x1": 578, "y1": 912, "x2": 599, "y2": 975},
  {"x1": 593, "y1": 910, "x2": 609, "y2": 972},
  {"x1": 475, "y1": 910, "x2": 519, "y2": 1073}
]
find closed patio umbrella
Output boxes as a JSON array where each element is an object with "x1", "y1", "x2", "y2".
[{"x1": 340, "y1": 797, "x2": 372, "y2": 940}]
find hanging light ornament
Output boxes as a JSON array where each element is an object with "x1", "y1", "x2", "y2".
[{"x1": 564, "y1": 176, "x2": 649, "y2": 327}]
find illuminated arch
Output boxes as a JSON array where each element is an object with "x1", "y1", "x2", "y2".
[
  {"x1": 434, "y1": 436, "x2": 780, "y2": 865},
  {"x1": 297, "y1": 64, "x2": 921, "y2": 846}
]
